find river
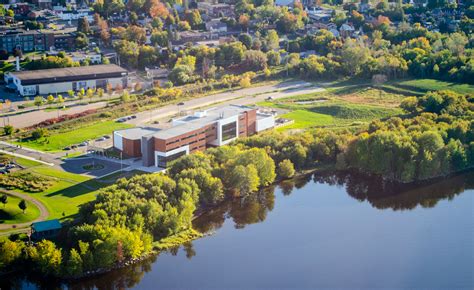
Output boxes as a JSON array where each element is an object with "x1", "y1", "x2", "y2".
[{"x1": 4, "y1": 171, "x2": 473, "y2": 289}]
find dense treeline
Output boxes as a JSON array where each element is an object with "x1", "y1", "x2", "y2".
[
  {"x1": 236, "y1": 90, "x2": 474, "y2": 183},
  {"x1": 1, "y1": 90, "x2": 472, "y2": 278},
  {"x1": 0, "y1": 146, "x2": 279, "y2": 278}
]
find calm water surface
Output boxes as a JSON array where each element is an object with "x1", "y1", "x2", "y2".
[{"x1": 6, "y1": 171, "x2": 474, "y2": 289}]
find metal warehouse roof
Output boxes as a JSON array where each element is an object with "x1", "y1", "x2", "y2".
[
  {"x1": 11, "y1": 64, "x2": 128, "y2": 85},
  {"x1": 32, "y1": 219, "x2": 62, "y2": 232}
]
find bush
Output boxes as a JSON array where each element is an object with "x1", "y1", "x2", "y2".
[
  {"x1": 278, "y1": 159, "x2": 296, "y2": 179},
  {"x1": 32, "y1": 128, "x2": 48, "y2": 140}
]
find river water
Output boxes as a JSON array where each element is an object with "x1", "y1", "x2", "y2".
[{"x1": 5, "y1": 171, "x2": 474, "y2": 289}]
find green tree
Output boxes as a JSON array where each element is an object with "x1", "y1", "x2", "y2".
[
  {"x1": 266, "y1": 50, "x2": 281, "y2": 66},
  {"x1": 34, "y1": 96, "x2": 44, "y2": 109},
  {"x1": 3, "y1": 125, "x2": 14, "y2": 136},
  {"x1": 0, "y1": 193, "x2": 7, "y2": 208},
  {"x1": 238, "y1": 33, "x2": 252, "y2": 49},
  {"x1": 278, "y1": 159, "x2": 295, "y2": 179},
  {"x1": 18, "y1": 199, "x2": 27, "y2": 213},
  {"x1": 0, "y1": 239, "x2": 24, "y2": 269},
  {"x1": 229, "y1": 164, "x2": 260, "y2": 195},
  {"x1": 65, "y1": 248, "x2": 83, "y2": 277},
  {"x1": 29, "y1": 240, "x2": 62, "y2": 276},
  {"x1": 265, "y1": 29, "x2": 279, "y2": 51}
]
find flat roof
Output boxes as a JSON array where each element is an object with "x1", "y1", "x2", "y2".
[
  {"x1": 116, "y1": 127, "x2": 159, "y2": 140},
  {"x1": 152, "y1": 105, "x2": 254, "y2": 140},
  {"x1": 32, "y1": 219, "x2": 62, "y2": 232},
  {"x1": 11, "y1": 64, "x2": 128, "y2": 85}
]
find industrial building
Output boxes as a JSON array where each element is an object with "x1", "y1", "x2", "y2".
[
  {"x1": 5, "y1": 64, "x2": 128, "y2": 96},
  {"x1": 113, "y1": 105, "x2": 275, "y2": 168}
]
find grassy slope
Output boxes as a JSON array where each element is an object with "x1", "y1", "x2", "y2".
[
  {"x1": 260, "y1": 78, "x2": 472, "y2": 131},
  {"x1": 0, "y1": 193, "x2": 40, "y2": 224},
  {"x1": 15, "y1": 120, "x2": 133, "y2": 152},
  {"x1": 388, "y1": 79, "x2": 474, "y2": 95},
  {"x1": 23, "y1": 166, "x2": 100, "y2": 219}
]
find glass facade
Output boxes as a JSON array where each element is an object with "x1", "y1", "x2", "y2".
[
  {"x1": 156, "y1": 150, "x2": 187, "y2": 168},
  {"x1": 222, "y1": 121, "x2": 237, "y2": 142}
]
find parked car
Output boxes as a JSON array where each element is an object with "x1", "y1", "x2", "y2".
[
  {"x1": 117, "y1": 118, "x2": 126, "y2": 123},
  {"x1": 103, "y1": 135, "x2": 111, "y2": 139},
  {"x1": 64, "y1": 146, "x2": 71, "y2": 150},
  {"x1": 131, "y1": 115, "x2": 137, "y2": 119},
  {"x1": 96, "y1": 137, "x2": 106, "y2": 142},
  {"x1": 177, "y1": 102, "x2": 185, "y2": 106},
  {"x1": 266, "y1": 96, "x2": 273, "y2": 100}
]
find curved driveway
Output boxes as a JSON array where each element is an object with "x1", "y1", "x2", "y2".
[{"x1": 0, "y1": 190, "x2": 49, "y2": 231}]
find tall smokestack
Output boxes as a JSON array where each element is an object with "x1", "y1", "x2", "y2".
[{"x1": 15, "y1": 56, "x2": 20, "y2": 71}]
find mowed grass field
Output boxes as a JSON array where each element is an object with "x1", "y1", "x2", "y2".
[
  {"x1": 15, "y1": 120, "x2": 133, "y2": 152},
  {"x1": 384, "y1": 79, "x2": 474, "y2": 95},
  {"x1": 263, "y1": 78, "x2": 471, "y2": 131},
  {"x1": 21, "y1": 166, "x2": 101, "y2": 220},
  {"x1": 0, "y1": 193, "x2": 40, "y2": 224}
]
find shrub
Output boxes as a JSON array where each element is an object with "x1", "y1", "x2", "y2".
[
  {"x1": 278, "y1": 159, "x2": 296, "y2": 179},
  {"x1": 32, "y1": 128, "x2": 48, "y2": 140}
]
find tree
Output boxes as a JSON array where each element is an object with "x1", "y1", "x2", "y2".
[
  {"x1": 121, "y1": 90, "x2": 131, "y2": 103},
  {"x1": 3, "y1": 125, "x2": 13, "y2": 136},
  {"x1": 32, "y1": 128, "x2": 48, "y2": 140},
  {"x1": 229, "y1": 165, "x2": 260, "y2": 195},
  {"x1": 168, "y1": 65, "x2": 194, "y2": 85},
  {"x1": 240, "y1": 76, "x2": 251, "y2": 88},
  {"x1": 265, "y1": 30, "x2": 279, "y2": 51},
  {"x1": 0, "y1": 193, "x2": 7, "y2": 208},
  {"x1": 47, "y1": 95, "x2": 55, "y2": 106},
  {"x1": 97, "y1": 88, "x2": 104, "y2": 98},
  {"x1": 266, "y1": 51, "x2": 281, "y2": 66},
  {"x1": 184, "y1": 9, "x2": 202, "y2": 29},
  {"x1": 75, "y1": 32, "x2": 89, "y2": 48},
  {"x1": 0, "y1": 239, "x2": 24, "y2": 268},
  {"x1": 77, "y1": 17, "x2": 90, "y2": 34},
  {"x1": 278, "y1": 159, "x2": 295, "y2": 179},
  {"x1": 243, "y1": 50, "x2": 267, "y2": 71},
  {"x1": 34, "y1": 96, "x2": 44, "y2": 109},
  {"x1": 18, "y1": 199, "x2": 27, "y2": 213},
  {"x1": 29, "y1": 240, "x2": 62, "y2": 276},
  {"x1": 238, "y1": 33, "x2": 252, "y2": 49},
  {"x1": 65, "y1": 248, "x2": 83, "y2": 277},
  {"x1": 57, "y1": 95, "x2": 64, "y2": 107},
  {"x1": 149, "y1": 0, "x2": 169, "y2": 18}
]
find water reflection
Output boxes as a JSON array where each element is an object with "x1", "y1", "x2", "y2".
[
  {"x1": 313, "y1": 171, "x2": 474, "y2": 211},
  {"x1": 2, "y1": 171, "x2": 472, "y2": 289}
]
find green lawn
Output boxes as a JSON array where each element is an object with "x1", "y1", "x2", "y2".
[
  {"x1": 0, "y1": 193, "x2": 40, "y2": 224},
  {"x1": 15, "y1": 120, "x2": 133, "y2": 152},
  {"x1": 2, "y1": 166, "x2": 99, "y2": 220},
  {"x1": 383, "y1": 79, "x2": 474, "y2": 95},
  {"x1": 280, "y1": 110, "x2": 335, "y2": 129}
]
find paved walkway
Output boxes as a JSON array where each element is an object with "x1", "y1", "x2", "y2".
[{"x1": 0, "y1": 189, "x2": 49, "y2": 231}]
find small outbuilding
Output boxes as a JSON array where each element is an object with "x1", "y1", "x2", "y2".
[{"x1": 31, "y1": 219, "x2": 62, "y2": 240}]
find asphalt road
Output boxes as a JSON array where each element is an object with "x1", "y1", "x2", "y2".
[
  {"x1": 0, "y1": 189, "x2": 49, "y2": 232},
  {"x1": 128, "y1": 80, "x2": 325, "y2": 126}
]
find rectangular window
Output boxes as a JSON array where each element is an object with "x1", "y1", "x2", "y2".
[
  {"x1": 156, "y1": 150, "x2": 187, "y2": 168},
  {"x1": 222, "y1": 121, "x2": 237, "y2": 142}
]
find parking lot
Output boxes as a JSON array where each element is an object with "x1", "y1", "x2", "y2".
[{"x1": 60, "y1": 157, "x2": 128, "y2": 178}]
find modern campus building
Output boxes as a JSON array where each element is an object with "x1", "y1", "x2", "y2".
[
  {"x1": 113, "y1": 105, "x2": 275, "y2": 168},
  {"x1": 5, "y1": 64, "x2": 128, "y2": 96}
]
